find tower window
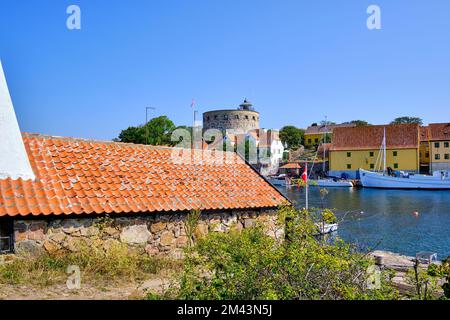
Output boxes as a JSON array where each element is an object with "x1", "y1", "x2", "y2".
[
  {"x1": 235, "y1": 115, "x2": 239, "y2": 119},
  {"x1": 223, "y1": 115, "x2": 228, "y2": 120},
  {"x1": 214, "y1": 115, "x2": 218, "y2": 120},
  {"x1": 252, "y1": 116, "x2": 256, "y2": 120},
  {"x1": 245, "y1": 115, "x2": 249, "y2": 120}
]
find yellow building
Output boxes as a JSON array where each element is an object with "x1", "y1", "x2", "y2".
[
  {"x1": 421, "y1": 123, "x2": 450, "y2": 172},
  {"x1": 329, "y1": 124, "x2": 420, "y2": 179},
  {"x1": 304, "y1": 123, "x2": 356, "y2": 147}
]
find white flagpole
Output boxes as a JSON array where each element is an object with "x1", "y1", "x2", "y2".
[{"x1": 305, "y1": 162, "x2": 309, "y2": 211}]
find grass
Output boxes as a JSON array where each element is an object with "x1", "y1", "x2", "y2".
[{"x1": 0, "y1": 242, "x2": 182, "y2": 287}]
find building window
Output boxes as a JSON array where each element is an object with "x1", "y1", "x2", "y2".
[
  {"x1": 252, "y1": 116, "x2": 256, "y2": 120},
  {"x1": 308, "y1": 139, "x2": 312, "y2": 144},
  {"x1": 445, "y1": 154, "x2": 449, "y2": 160},
  {"x1": 214, "y1": 115, "x2": 218, "y2": 120},
  {"x1": 223, "y1": 115, "x2": 228, "y2": 120},
  {"x1": 315, "y1": 138, "x2": 319, "y2": 143},
  {"x1": 347, "y1": 152, "x2": 351, "y2": 157},
  {"x1": 426, "y1": 152, "x2": 430, "y2": 158},
  {"x1": 370, "y1": 164, "x2": 375, "y2": 169},
  {"x1": 235, "y1": 115, "x2": 239, "y2": 119},
  {"x1": 393, "y1": 151, "x2": 398, "y2": 157},
  {"x1": 369, "y1": 152, "x2": 374, "y2": 157},
  {"x1": 435, "y1": 142, "x2": 440, "y2": 148},
  {"x1": 0, "y1": 219, "x2": 14, "y2": 254},
  {"x1": 347, "y1": 164, "x2": 352, "y2": 169},
  {"x1": 445, "y1": 142, "x2": 449, "y2": 148},
  {"x1": 394, "y1": 163, "x2": 399, "y2": 169},
  {"x1": 245, "y1": 115, "x2": 249, "y2": 120},
  {"x1": 206, "y1": 116, "x2": 210, "y2": 121},
  {"x1": 435, "y1": 154, "x2": 441, "y2": 160}
]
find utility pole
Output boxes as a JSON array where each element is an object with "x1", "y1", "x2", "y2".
[{"x1": 145, "y1": 107, "x2": 156, "y2": 145}]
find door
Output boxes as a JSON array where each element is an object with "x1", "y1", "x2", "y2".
[{"x1": 0, "y1": 218, "x2": 13, "y2": 254}]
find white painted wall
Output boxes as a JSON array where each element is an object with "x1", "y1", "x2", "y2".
[{"x1": 0, "y1": 61, "x2": 35, "y2": 180}]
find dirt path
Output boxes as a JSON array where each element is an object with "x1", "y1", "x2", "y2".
[{"x1": 0, "y1": 277, "x2": 168, "y2": 300}]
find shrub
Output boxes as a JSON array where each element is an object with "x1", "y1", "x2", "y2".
[{"x1": 153, "y1": 206, "x2": 398, "y2": 300}]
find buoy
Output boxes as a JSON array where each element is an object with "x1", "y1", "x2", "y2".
[{"x1": 413, "y1": 211, "x2": 419, "y2": 216}]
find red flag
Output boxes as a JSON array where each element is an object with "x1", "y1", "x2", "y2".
[{"x1": 301, "y1": 163, "x2": 308, "y2": 183}]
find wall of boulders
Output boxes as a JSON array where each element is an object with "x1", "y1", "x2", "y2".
[{"x1": 13, "y1": 209, "x2": 282, "y2": 258}]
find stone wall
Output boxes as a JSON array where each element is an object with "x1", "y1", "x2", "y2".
[
  {"x1": 13, "y1": 209, "x2": 283, "y2": 258},
  {"x1": 203, "y1": 110, "x2": 260, "y2": 133}
]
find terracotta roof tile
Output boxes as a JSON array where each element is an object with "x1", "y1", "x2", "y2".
[
  {"x1": 0, "y1": 133, "x2": 288, "y2": 217},
  {"x1": 329, "y1": 124, "x2": 420, "y2": 151},
  {"x1": 427, "y1": 123, "x2": 450, "y2": 141}
]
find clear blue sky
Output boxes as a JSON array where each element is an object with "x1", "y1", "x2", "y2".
[{"x1": 1, "y1": 0, "x2": 449, "y2": 140}]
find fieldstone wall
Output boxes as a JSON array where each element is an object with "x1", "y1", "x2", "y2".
[
  {"x1": 13, "y1": 209, "x2": 282, "y2": 258},
  {"x1": 203, "y1": 110, "x2": 260, "y2": 132}
]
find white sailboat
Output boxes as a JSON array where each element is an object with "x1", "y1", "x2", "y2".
[{"x1": 359, "y1": 128, "x2": 450, "y2": 190}]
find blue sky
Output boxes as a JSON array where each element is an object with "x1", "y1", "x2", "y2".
[{"x1": 1, "y1": 0, "x2": 449, "y2": 140}]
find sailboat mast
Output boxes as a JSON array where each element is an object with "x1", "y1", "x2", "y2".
[{"x1": 383, "y1": 127, "x2": 387, "y2": 175}]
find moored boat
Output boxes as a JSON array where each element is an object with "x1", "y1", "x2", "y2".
[
  {"x1": 315, "y1": 222, "x2": 338, "y2": 234},
  {"x1": 310, "y1": 179, "x2": 353, "y2": 188},
  {"x1": 359, "y1": 168, "x2": 450, "y2": 190}
]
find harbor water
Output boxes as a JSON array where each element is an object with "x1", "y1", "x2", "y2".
[{"x1": 277, "y1": 186, "x2": 450, "y2": 259}]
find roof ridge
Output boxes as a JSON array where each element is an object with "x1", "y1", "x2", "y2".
[{"x1": 21, "y1": 132, "x2": 237, "y2": 154}]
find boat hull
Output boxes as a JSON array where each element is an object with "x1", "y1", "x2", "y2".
[
  {"x1": 359, "y1": 169, "x2": 450, "y2": 190},
  {"x1": 309, "y1": 179, "x2": 353, "y2": 187}
]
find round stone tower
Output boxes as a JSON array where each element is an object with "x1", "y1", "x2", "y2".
[{"x1": 203, "y1": 99, "x2": 260, "y2": 133}]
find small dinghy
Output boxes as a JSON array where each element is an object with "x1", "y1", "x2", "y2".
[
  {"x1": 315, "y1": 222, "x2": 338, "y2": 235},
  {"x1": 310, "y1": 179, "x2": 353, "y2": 188}
]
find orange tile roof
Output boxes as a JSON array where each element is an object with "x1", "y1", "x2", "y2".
[
  {"x1": 330, "y1": 124, "x2": 420, "y2": 151},
  {"x1": 280, "y1": 163, "x2": 301, "y2": 169},
  {"x1": 0, "y1": 133, "x2": 288, "y2": 217},
  {"x1": 428, "y1": 123, "x2": 450, "y2": 141},
  {"x1": 305, "y1": 123, "x2": 356, "y2": 135}
]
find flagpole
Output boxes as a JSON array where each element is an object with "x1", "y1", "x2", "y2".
[{"x1": 305, "y1": 162, "x2": 309, "y2": 211}]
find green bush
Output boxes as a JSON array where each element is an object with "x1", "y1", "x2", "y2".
[{"x1": 153, "y1": 206, "x2": 398, "y2": 300}]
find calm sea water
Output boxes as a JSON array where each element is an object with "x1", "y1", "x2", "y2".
[{"x1": 277, "y1": 186, "x2": 450, "y2": 259}]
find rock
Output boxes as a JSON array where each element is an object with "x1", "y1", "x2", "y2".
[
  {"x1": 15, "y1": 240, "x2": 44, "y2": 256},
  {"x1": 145, "y1": 245, "x2": 160, "y2": 256},
  {"x1": 27, "y1": 229, "x2": 46, "y2": 241},
  {"x1": 14, "y1": 230, "x2": 27, "y2": 242},
  {"x1": 43, "y1": 240, "x2": 61, "y2": 254},
  {"x1": 244, "y1": 218, "x2": 255, "y2": 228},
  {"x1": 120, "y1": 225, "x2": 151, "y2": 245},
  {"x1": 160, "y1": 231, "x2": 175, "y2": 247},
  {"x1": 150, "y1": 222, "x2": 167, "y2": 233},
  {"x1": 193, "y1": 223, "x2": 208, "y2": 240},
  {"x1": 48, "y1": 232, "x2": 67, "y2": 244},
  {"x1": 79, "y1": 226, "x2": 99, "y2": 237},
  {"x1": 175, "y1": 236, "x2": 189, "y2": 248},
  {"x1": 103, "y1": 227, "x2": 120, "y2": 238}
]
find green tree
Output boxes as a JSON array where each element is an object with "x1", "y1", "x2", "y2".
[
  {"x1": 347, "y1": 120, "x2": 371, "y2": 127},
  {"x1": 117, "y1": 116, "x2": 176, "y2": 146},
  {"x1": 279, "y1": 126, "x2": 305, "y2": 149},
  {"x1": 390, "y1": 117, "x2": 423, "y2": 125}
]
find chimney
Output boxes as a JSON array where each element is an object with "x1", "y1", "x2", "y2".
[{"x1": 0, "y1": 61, "x2": 35, "y2": 180}]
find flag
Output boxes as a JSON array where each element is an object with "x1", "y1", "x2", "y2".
[
  {"x1": 301, "y1": 163, "x2": 308, "y2": 183},
  {"x1": 191, "y1": 99, "x2": 196, "y2": 109}
]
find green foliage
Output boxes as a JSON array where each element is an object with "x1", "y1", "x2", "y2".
[
  {"x1": 117, "y1": 116, "x2": 176, "y2": 146},
  {"x1": 346, "y1": 120, "x2": 371, "y2": 127},
  {"x1": 279, "y1": 126, "x2": 305, "y2": 149},
  {"x1": 154, "y1": 206, "x2": 398, "y2": 300},
  {"x1": 427, "y1": 257, "x2": 450, "y2": 299},
  {"x1": 390, "y1": 117, "x2": 423, "y2": 125},
  {"x1": 185, "y1": 210, "x2": 201, "y2": 248}
]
